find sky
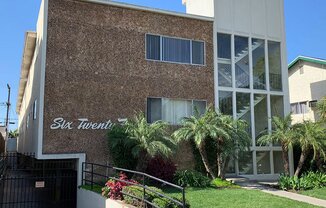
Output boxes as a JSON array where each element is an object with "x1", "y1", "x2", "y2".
[{"x1": 0, "y1": 0, "x2": 325, "y2": 131}]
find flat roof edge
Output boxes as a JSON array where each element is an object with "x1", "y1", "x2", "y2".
[
  {"x1": 16, "y1": 31, "x2": 37, "y2": 114},
  {"x1": 80, "y1": 0, "x2": 214, "y2": 21}
]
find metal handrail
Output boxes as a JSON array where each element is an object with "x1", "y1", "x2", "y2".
[{"x1": 82, "y1": 162, "x2": 186, "y2": 208}]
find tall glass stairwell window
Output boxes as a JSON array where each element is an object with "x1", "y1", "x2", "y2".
[
  {"x1": 268, "y1": 41, "x2": 282, "y2": 91},
  {"x1": 254, "y1": 94, "x2": 268, "y2": 146},
  {"x1": 252, "y1": 39, "x2": 266, "y2": 90},
  {"x1": 236, "y1": 92, "x2": 251, "y2": 136},
  {"x1": 235, "y1": 36, "x2": 250, "y2": 88},
  {"x1": 217, "y1": 33, "x2": 232, "y2": 87}
]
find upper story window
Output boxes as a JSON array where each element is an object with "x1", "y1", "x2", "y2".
[
  {"x1": 146, "y1": 34, "x2": 205, "y2": 65},
  {"x1": 147, "y1": 97, "x2": 207, "y2": 125},
  {"x1": 291, "y1": 102, "x2": 308, "y2": 114}
]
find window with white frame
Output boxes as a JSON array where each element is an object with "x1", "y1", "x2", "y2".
[
  {"x1": 146, "y1": 34, "x2": 205, "y2": 65},
  {"x1": 291, "y1": 102, "x2": 308, "y2": 114},
  {"x1": 147, "y1": 98, "x2": 207, "y2": 125}
]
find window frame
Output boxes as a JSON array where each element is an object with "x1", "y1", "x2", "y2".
[
  {"x1": 145, "y1": 33, "x2": 206, "y2": 66},
  {"x1": 146, "y1": 97, "x2": 207, "y2": 125}
]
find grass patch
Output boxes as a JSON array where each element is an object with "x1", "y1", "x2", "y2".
[
  {"x1": 210, "y1": 178, "x2": 240, "y2": 188},
  {"x1": 299, "y1": 187, "x2": 326, "y2": 200},
  {"x1": 163, "y1": 187, "x2": 318, "y2": 208},
  {"x1": 80, "y1": 184, "x2": 103, "y2": 194}
]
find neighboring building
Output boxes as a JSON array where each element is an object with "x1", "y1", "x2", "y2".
[
  {"x1": 17, "y1": 0, "x2": 290, "y2": 183},
  {"x1": 186, "y1": 0, "x2": 291, "y2": 180},
  {"x1": 288, "y1": 56, "x2": 326, "y2": 123}
]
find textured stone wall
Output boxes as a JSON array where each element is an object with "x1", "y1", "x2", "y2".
[{"x1": 43, "y1": 0, "x2": 214, "y2": 168}]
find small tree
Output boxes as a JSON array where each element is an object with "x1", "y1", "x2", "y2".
[
  {"x1": 173, "y1": 107, "x2": 218, "y2": 179},
  {"x1": 293, "y1": 121, "x2": 326, "y2": 176},
  {"x1": 212, "y1": 113, "x2": 251, "y2": 179},
  {"x1": 124, "y1": 113, "x2": 175, "y2": 171},
  {"x1": 257, "y1": 114, "x2": 295, "y2": 175}
]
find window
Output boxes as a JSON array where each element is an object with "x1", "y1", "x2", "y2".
[
  {"x1": 147, "y1": 98, "x2": 206, "y2": 125},
  {"x1": 146, "y1": 34, "x2": 205, "y2": 65},
  {"x1": 309, "y1": 100, "x2": 318, "y2": 108},
  {"x1": 268, "y1": 41, "x2": 282, "y2": 91},
  {"x1": 146, "y1": 34, "x2": 160, "y2": 60},
  {"x1": 291, "y1": 102, "x2": 308, "y2": 114},
  {"x1": 217, "y1": 33, "x2": 232, "y2": 87},
  {"x1": 33, "y1": 99, "x2": 37, "y2": 120}
]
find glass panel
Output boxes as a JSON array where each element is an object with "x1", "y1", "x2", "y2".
[
  {"x1": 238, "y1": 151, "x2": 253, "y2": 175},
  {"x1": 226, "y1": 157, "x2": 236, "y2": 174},
  {"x1": 257, "y1": 151, "x2": 271, "y2": 174},
  {"x1": 273, "y1": 151, "x2": 285, "y2": 174},
  {"x1": 252, "y1": 39, "x2": 266, "y2": 90},
  {"x1": 271, "y1": 95, "x2": 284, "y2": 146},
  {"x1": 146, "y1": 34, "x2": 160, "y2": 60},
  {"x1": 217, "y1": 33, "x2": 231, "y2": 59},
  {"x1": 219, "y1": 91, "x2": 233, "y2": 115},
  {"x1": 193, "y1": 100, "x2": 206, "y2": 116},
  {"x1": 218, "y1": 63, "x2": 232, "y2": 87},
  {"x1": 236, "y1": 92, "x2": 251, "y2": 136},
  {"x1": 254, "y1": 94, "x2": 268, "y2": 146},
  {"x1": 268, "y1": 41, "x2": 282, "y2": 91},
  {"x1": 271, "y1": 95, "x2": 284, "y2": 118},
  {"x1": 162, "y1": 99, "x2": 192, "y2": 125},
  {"x1": 192, "y1": 41, "x2": 204, "y2": 65},
  {"x1": 163, "y1": 37, "x2": 190, "y2": 64},
  {"x1": 147, "y1": 98, "x2": 162, "y2": 123},
  {"x1": 235, "y1": 36, "x2": 250, "y2": 88}
]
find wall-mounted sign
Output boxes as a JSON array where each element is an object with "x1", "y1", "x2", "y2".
[
  {"x1": 50, "y1": 118, "x2": 118, "y2": 130},
  {"x1": 35, "y1": 181, "x2": 45, "y2": 188}
]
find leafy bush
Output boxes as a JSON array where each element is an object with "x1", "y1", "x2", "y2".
[
  {"x1": 146, "y1": 156, "x2": 177, "y2": 183},
  {"x1": 123, "y1": 185, "x2": 190, "y2": 208},
  {"x1": 173, "y1": 170, "x2": 211, "y2": 187},
  {"x1": 107, "y1": 125, "x2": 138, "y2": 170},
  {"x1": 102, "y1": 172, "x2": 138, "y2": 199},
  {"x1": 210, "y1": 178, "x2": 240, "y2": 188},
  {"x1": 279, "y1": 172, "x2": 326, "y2": 191}
]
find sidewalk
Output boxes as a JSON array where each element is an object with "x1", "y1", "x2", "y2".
[{"x1": 229, "y1": 178, "x2": 326, "y2": 208}]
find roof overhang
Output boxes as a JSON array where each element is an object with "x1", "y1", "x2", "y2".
[
  {"x1": 16, "y1": 31, "x2": 37, "y2": 114},
  {"x1": 288, "y1": 56, "x2": 326, "y2": 71}
]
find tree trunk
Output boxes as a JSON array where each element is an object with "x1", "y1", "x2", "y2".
[
  {"x1": 294, "y1": 149, "x2": 308, "y2": 177},
  {"x1": 217, "y1": 139, "x2": 225, "y2": 179},
  {"x1": 281, "y1": 144, "x2": 290, "y2": 175},
  {"x1": 198, "y1": 145, "x2": 216, "y2": 179}
]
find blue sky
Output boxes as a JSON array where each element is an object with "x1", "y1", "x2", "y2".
[{"x1": 0, "y1": 0, "x2": 325, "y2": 130}]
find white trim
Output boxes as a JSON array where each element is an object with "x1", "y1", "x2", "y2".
[{"x1": 80, "y1": 0, "x2": 214, "y2": 22}]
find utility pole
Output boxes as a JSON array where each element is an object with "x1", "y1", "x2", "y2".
[{"x1": 5, "y1": 84, "x2": 11, "y2": 140}]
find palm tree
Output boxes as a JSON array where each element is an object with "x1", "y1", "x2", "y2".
[
  {"x1": 173, "y1": 107, "x2": 218, "y2": 179},
  {"x1": 124, "y1": 113, "x2": 175, "y2": 171},
  {"x1": 317, "y1": 96, "x2": 326, "y2": 122},
  {"x1": 293, "y1": 121, "x2": 326, "y2": 176},
  {"x1": 8, "y1": 129, "x2": 19, "y2": 138},
  {"x1": 212, "y1": 113, "x2": 251, "y2": 179},
  {"x1": 257, "y1": 114, "x2": 295, "y2": 175}
]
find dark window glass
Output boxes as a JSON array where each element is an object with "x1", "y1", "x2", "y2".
[
  {"x1": 146, "y1": 34, "x2": 160, "y2": 60},
  {"x1": 217, "y1": 33, "x2": 231, "y2": 59},
  {"x1": 192, "y1": 41, "x2": 204, "y2": 65},
  {"x1": 163, "y1": 37, "x2": 191, "y2": 63},
  {"x1": 147, "y1": 98, "x2": 162, "y2": 123}
]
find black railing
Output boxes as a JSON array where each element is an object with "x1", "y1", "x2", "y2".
[{"x1": 82, "y1": 162, "x2": 186, "y2": 208}]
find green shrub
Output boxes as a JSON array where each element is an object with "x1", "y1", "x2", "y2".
[
  {"x1": 152, "y1": 197, "x2": 190, "y2": 208},
  {"x1": 107, "y1": 125, "x2": 138, "y2": 170},
  {"x1": 279, "y1": 172, "x2": 326, "y2": 191},
  {"x1": 210, "y1": 178, "x2": 240, "y2": 188},
  {"x1": 173, "y1": 170, "x2": 211, "y2": 187},
  {"x1": 123, "y1": 185, "x2": 162, "y2": 206}
]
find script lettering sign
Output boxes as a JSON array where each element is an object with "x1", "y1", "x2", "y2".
[{"x1": 50, "y1": 118, "x2": 116, "y2": 130}]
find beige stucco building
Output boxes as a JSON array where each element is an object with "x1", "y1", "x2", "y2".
[{"x1": 288, "y1": 56, "x2": 326, "y2": 123}]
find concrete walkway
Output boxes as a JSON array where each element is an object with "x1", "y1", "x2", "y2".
[{"x1": 229, "y1": 178, "x2": 326, "y2": 207}]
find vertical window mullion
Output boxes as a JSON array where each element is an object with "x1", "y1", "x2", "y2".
[
  {"x1": 190, "y1": 40, "x2": 193, "y2": 64},
  {"x1": 160, "y1": 36, "x2": 163, "y2": 61}
]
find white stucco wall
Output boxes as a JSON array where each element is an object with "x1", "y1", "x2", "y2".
[
  {"x1": 183, "y1": 0, "x2": 214, "y2": 17},
  {"x1": 289, "y1": 61, "x2": 326, "y2": 123}
]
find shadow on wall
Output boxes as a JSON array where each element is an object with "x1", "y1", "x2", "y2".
[{"x1": 310, "y1": 80, "x2": 326, "y2": 121}]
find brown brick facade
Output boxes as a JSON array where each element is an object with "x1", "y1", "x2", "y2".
[{"x1": 43, "y1": 0, "x2": 214, "y2": 167}]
